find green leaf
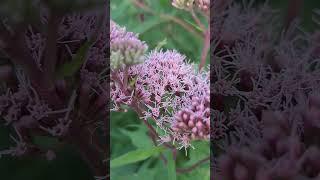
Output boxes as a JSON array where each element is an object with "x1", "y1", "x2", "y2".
[
  {"x1": 178, "y1": 167, "x2": 210, "y2": 180},
  {"x1": 112, "y1": 160, "x2": 157, "y2": 180},
  {"x1": 167, "y1": 152, "x2": 177, "y2": 180},
  {"x1": 159, "y1": 0, "x2": 170, "y2": 7},
  {"x1": 111, "y1": 146, "x2": 165, "y2": 168},
  {"x1": 56, "y1": 40, "x2": 92, "y2": 78},
  {"x1": 133, "y1": 16, "x2": 169, "y2": 35},
  {"x1": 120, "y1": 125, "x2": 153, "y2": 149},
  {"x1": 111, "y1": 170, "x2": 155, "y2": 180},
  {"x1": 111, "y1": 0, "x2": 132, "y2": 20},
  {"x1": 184, "y1": 141, "x2": 209, "y2": 166},
  {"x1": 154, "y1": 160, "x2": 169, "y2": 180}
]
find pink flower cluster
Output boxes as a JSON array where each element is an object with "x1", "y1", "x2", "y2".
[{"x1": 111, "y1": 48, "x2": 210, "y2": 149}]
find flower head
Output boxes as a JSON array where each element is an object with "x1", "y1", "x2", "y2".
[
  {"x1": 123, "y1": 50, "x2": 210, "y2": 148},
  {"x1": 110, "y1": 20, "x2": 148, "y2": 69}
]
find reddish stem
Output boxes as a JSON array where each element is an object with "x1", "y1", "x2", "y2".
[
  {"x1": 190, "y1": 10, "x2": 205, "y2": 32},
  {"x1": 199, "y1": 27, "x2": 210, "y2": 71}
]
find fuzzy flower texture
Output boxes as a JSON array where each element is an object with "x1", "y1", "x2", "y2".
[
  {"x1": 110, "y1": 21, "x2": 210, "y2": 150},
  {"x1": 0, "y1": 11, "x2": 109, "y2": 176},
  {"x1": 211, "y1": 0, "x2": 320, "y2": 179}
]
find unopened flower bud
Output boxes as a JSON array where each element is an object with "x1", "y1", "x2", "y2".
[
  {"x1": 110, "y1": 21, "x2": 148, "y2": 69},
  {"x1": 172, "y1": 0, "x2": 194, "y2": 10}
]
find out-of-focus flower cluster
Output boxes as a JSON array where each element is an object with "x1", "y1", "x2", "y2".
[
  {"x1": 110, "y1": 21, "x2": 210, "y2": 149},
  {"x1": 110, "y1": 21, "x2": 148, "y2": 70},
  {"x1": 211, "y1": 0, "x2": 320, "y2": 179},
  {"x1": 216, "y1": 96, "x2": 320, "y2": 179},
  {"x1": 0, "y1": 11, "x2": 109, "y2": 161},
  {"x1": 171, "y1": 0, "x2": 209, "y2": 13},
  {"x1": 0, "y1": 69, "x2": 75, "y2": 157}
]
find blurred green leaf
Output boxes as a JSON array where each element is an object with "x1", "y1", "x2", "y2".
[
  {"x1": 167, "y1": 152, "x2": 177, "y2": 180},
  {"x1": 111, "y1": 0, "x2": 204, "y2": 61},
  {"x1": 120, "y1": 125, "x2": 153, "y2": 149},
  {"x1": 178, "y1": 167, "x2": 210, "y2": 180},
  {"x1": 56, "y1": 41, "x2": 92, "y2": 78},
  {"x1": 111, "y1": 146, "x2": 165, "y2": 168},
  {"x1": 111, "y1": 0, "x2": 132, "y2": 20},
  {"x1": 184, "y1": 141, "x2": 209, "y2": 166},
  {"x1": 111, "y1": 170, "x2": 156, "y2": 180},
  {"x1": 133, "y1": 16, "x2": 169, "y2": 35},
  {"x1": 154, "y1": 163, "x2": 169, "y2": 180}
]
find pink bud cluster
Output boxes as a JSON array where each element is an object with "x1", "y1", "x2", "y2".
[
  {"x1": 172, "y1": 92, "x2": 210, "y2": 141},
  {"x1": 110, "y1": 20, "x2": 148, "y2": 69},
  {"x1": 195, "y1": 0, "x2": 210, "y2": 12}
]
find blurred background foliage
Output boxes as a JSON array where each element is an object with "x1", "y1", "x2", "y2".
[
  {"x1": 0, "y1": 127, "x2": 94, "y2": 179},
  {"x1": 0, "y1": 0, "x2": 319, "y2": 180},
  {"x1": 266, "y1": 0, "x2": 320, "y2": 31},
  {"x1": 111, "y1": 0, "x2": 208, "y2": 65}
]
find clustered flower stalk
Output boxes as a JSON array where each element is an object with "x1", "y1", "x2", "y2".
[
  {"x1": 111, "y1": 46, "x2": 210, "y2": 149},
  {"x1": 211, "y1": 0, "x2": 320, "y2": 179},
  {"x1": 110, "y1": 0, "x2": 210, "y2": 172}
]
